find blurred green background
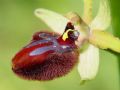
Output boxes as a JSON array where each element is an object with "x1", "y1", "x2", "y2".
[{"x1": 0, "y1": 0, "x2": 120, "y2": 90}]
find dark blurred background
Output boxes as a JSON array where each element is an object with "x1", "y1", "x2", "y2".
[{"x1": 0, "y1": 0, "x2": 119, "y2": 90}]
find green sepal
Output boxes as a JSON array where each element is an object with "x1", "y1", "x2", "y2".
[{"x1": 89, "y1": 30, "x2": 120, "y2": 53}]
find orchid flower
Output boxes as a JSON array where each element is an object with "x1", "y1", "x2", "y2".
[{"x1": 34, "y1": 0, "x2": 120, "y2": 83}]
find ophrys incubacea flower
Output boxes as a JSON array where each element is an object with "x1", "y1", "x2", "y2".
[{"x1": 12, "y1": 0, "x2": 120, "y2": 83}]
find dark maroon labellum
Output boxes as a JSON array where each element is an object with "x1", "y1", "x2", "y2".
[{"x1": 12, "y1": 23, "x2": 79, "y2": 81}]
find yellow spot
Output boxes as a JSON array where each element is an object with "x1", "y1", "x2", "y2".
[{"x1": 62, "y1": 29, "x2": 74, "y2": 41}]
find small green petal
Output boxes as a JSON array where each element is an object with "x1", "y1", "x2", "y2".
[
  {"x1": 89, "y1": 30, "x2": 120, "y2": 53},
  {"x1": 34, "y1": 8, "x2": 69, "y2": 34},
  {"x1": 89, "y1": 0, "x2": 111, "y2": 30}
]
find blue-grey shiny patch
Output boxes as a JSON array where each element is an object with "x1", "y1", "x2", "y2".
[
  {"x1": 60, "y1": 45, "x2": 73, "y2": 53},
  {"x1": 39, "y1": 33, "x2": 53, "y2": 38},
  {"x1": 29, "y1": 45, "x2": 55, "y2": 56},
  {"x1": 28, "y1": 32, "x2": 75, "y2": 56},
  {"x1": 29, "y1": 44, "x2": 73, "y2": 56},
  {"x1": 26, "y1": 40, "x2": 49, "y2": 48},
  {"x1": 27, "y1": 34, "x2": 59, "y2": 48}
]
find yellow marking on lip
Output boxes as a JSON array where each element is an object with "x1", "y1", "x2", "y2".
[{"x1": 62, "y1": 29, "x2": 74, "y2": 41}]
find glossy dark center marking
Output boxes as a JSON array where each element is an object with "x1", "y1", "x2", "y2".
[
  {"x1": 29, "y1": 45, "x2": 73, "y2": 56},
  {"x1": 26, "y1": 40, "x2": 49, "y2": 48},
  {"x1": 28, "y1": 32, "x2": 74, "y2": 56},
  {"x1": 27, "y1": 32, "x2": 59, "y2": 48},
  {"x1": 29, "y1": 45, "x2": 54, "y2": 56}
]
